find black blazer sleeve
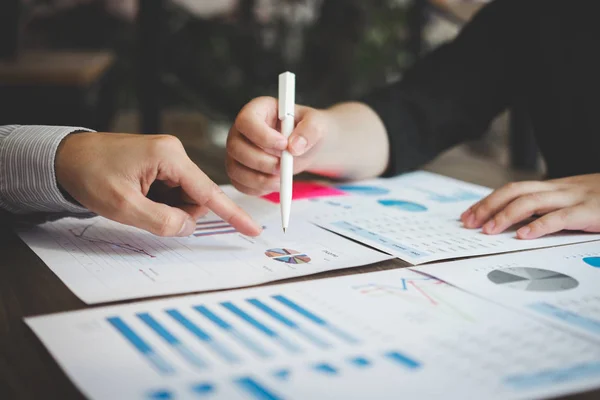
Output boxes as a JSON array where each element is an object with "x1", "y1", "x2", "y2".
[{"x1": 362, "y1": 0, "x2": 528, "y2": 176}]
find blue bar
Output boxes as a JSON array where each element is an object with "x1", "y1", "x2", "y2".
[
  {"x1": 222, "y1": 302, "x2": 301, "y2": 353},
  {"x1": 165, "y1": 309, "x2": 239, "y2": 364},
  {"x1": 234, "y1": 377, "x2": 283, "y2": 400},
  {"x1": 272, "y1": 368, "x2": 292, "y2": 381},
  {"x1": 146, "y1": 389, "x2": 174, "y2": 399},
  {"x1": 349, "y1": 356, "x2": 371, "y2": 368},
  {"x1": 107, "y1": 316, "x2": 174, "y2": 374},
  {"x1": 313, "y1": 363, "x2": 339, "y2": 376},
  {"x1": 137, "y1": 313, "x2": 207, "y2": 369},
  {"x1": 272, "y1": 295, "x2": 325, "y2": 324},
  {"x1": 194, "y1": 305, "x2": 271, "y2": 359},
  {"x1": 190, "y1": 382, "x2": 216, "y2": 396},
  {"x1": 385, "y1": 351, "x2": 421, "y2": 370},
  {"x1": 529, "y1": 302, "x2": 600, "y2": 335},
  {"x1": 504, "y1": 361, "x2": 600, "y2": 390},
  {"x1": 272, "y1": 295, "x2": 359, "y2": 344},
  {"x1": 247, "y1": 299, "x2": 331, "y2": 349},
  {"x1": 400, "y1": 278, "x2": 407, "y2": 290},
  {"x1": 138, "y1": 313, "x2": 179, "y2": 344},
  {"x1": 195, "y1": 305, "x2": 232, "y2": 329}
]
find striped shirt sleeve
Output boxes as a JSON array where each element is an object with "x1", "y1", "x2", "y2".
[{"x1": 0, "y1": 125, "x2": 92, "y2": 214}]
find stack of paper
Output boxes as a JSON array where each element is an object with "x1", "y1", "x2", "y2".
[
  {"x1": 18, "y1": 171, "x2": 600, "y2": 399},
  {"x1": 26, "y1": 267, "x2": 600, "y2": 400}
]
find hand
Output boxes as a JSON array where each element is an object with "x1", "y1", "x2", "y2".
[
  {"x1": 226, "y1": 96, "x2": 334, "y2": 196},
  {"x1": 56, "y1": 132, "x2": 262, "y2": 237},
  {"x1": 461, "y1": 174, "x2": 600, "y2": 239}
]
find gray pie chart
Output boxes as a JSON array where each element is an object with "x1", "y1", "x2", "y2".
[{"x1": 487, "y1": 267, "x2": 578, "y2": 292}]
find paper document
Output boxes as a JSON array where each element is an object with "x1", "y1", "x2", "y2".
[
  {"x1": 16, "y1": 186, "x2": 390, "y2": 304},
  {"x1": 414, "y1": 241, "x2": 600, "y2": 342},
  {"x1": 310, "y1": 172, "x2": 600, "y2": 264},
  {"x1": 27, "y1": 268, "x2": 600, "y2": 400}
]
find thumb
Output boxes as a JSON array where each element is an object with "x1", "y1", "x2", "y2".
[
  {"x1": 121, "y1": 192, "x2": 197, "y2": 237},
  {"x1": 288, "y1": 110, "x2": 327, "y2": 157}
]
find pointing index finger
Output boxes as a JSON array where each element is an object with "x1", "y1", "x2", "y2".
[{"x1": 180, "y1": 161, "x2": 262, "y2": 237}]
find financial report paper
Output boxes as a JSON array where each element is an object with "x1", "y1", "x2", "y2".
[
  {"x1": 26, "y1": 268, "x2": 600, "y2": 400},
  {"x1": 414, "y1": 241, "x2": 600, "y2": 343},
  {"x1": 310, "y1": 172, "x2": 600, "y2": 264},
  {"x1": 16, "y1": 187, "x2": 390, "y2": 304}
]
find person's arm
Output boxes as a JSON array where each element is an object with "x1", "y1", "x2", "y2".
[
  {"x1": 0, "y1": 126, "x2": 261, "y2": 237},
  {"x1": 0, "y1": 125, "x2": 92, "y2": 214},
  {"x1": 226, "y1": 0, "x2": 530, "y2": 194},
  {"x1": 321, "y1": 0, "x2": 526, "y2": 177}
]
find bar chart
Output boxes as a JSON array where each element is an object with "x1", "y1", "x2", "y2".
[
  {"x1": 194, "y1": 220, "x2": 269, "y2": 238},
  {"x1": 105, "y1": 294, "x2": 421, "y2": 399},
  {"x1": 194, "y1": 220, "x2": 240, "y2": 237},
  {"x1": 27, "y1": 264, "x2": 600, "y2": 400},
  {"x1": 108, "y1": 295, "x2": 360, "y2": 370}
]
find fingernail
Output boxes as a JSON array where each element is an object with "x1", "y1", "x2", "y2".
[
  {"x1": 290, "y1": 136, "x2": 308, "y2": 155},
  {"x1": 483, "y1": 220, "x2": 495, "y2": 234},
  {"x1": 466, "y1": 213, "x2": 476, "y2": 227},
  {"x1": 517, "y1": 226, "x2": 531, "y2": 239},
  {"x1": 461, "y1": 209, "x2": 471, "y2": 220},
  {"x1": 178, "y1": 218, "x2": 196, "y2": 237}
]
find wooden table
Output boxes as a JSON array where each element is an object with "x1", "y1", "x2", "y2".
[
  {"x1": 0, "y1": 51, "x2": 115, "y2": 86},
  {"x1": 0, "y1": 141, "x2": 597, "y2": 399}
]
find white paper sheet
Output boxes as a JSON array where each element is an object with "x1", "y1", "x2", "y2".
[
  {"x1": 310, "y1": 172, "x2": 600, "y2": 264},
  {"x1": 26, "y1": 268, "x2": 600, "y2": 400},
  {"x1": 16, "y1": 186, "x2": 390, "y2": 304},
  {"x1": 414, "y1": 241, "x2": 600, "y2": 342}
]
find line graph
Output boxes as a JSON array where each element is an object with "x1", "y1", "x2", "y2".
[
  {"x1": 353, "y1": 277, "x2": 442, "y2": 305},
  {"x1": 69, "y1": 223, "x2": 156, "y2": 258},
  {"x1": 352, "y1": 277, "x2": 473, "y2": 321}
]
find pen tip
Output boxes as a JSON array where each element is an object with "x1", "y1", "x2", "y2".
[{"x1": 283, "y1": 227, "x2": 287, "y2": 234}]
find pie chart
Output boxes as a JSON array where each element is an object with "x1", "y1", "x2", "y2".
[
  {"x1": 583, "y1": 257, "x2": 600, "y2": 268},
  {"x1": 265, "y1": 248, "x2": 311, "y2": 264},
  {"x1": 377, "y1": 199, "x2": 428, "y2": 212},
  {"x1": 487, "y1": 267, "x2": 578, "y2": 292}
]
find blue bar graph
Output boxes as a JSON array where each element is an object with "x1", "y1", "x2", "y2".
[
  {"x1": 234, "y1": 377, "x2": 283, "y2": 400},
  {"x1": 137, "y1": 313, "x2": 207, "y2": 369},
  {"x1": 165, "y1": 309, "x2": 240, "y2": 364},
  {"x1": 272, "y1": 295, "x2": 360, "y2": 344},
  {"x1": 349, "y1": 356, "x2": 371, "y2": 368},
  {"x1": 194, "y1": 305, "x2": 271, "y2": 359},
  {"x1": 385, "y1": 351, "x2": 421, "y2": 370},
  {"x1": 247, "y1": 299, "x2": 331, "y2": 349},
  {"x1": 221, "y1": 302, "x2": 301, "y2": 353},
  {"x1": 107, "y1": 316, "x2": 174, "y2": 375}
]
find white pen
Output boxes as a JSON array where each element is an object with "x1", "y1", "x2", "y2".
[{"x1": 278, "y1": 71, "x2": 295, "y2": 233}]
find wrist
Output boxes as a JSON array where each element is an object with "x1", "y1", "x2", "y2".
[{"x1": 55, "y1": 132, "x2": 96, "y2": 199}]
